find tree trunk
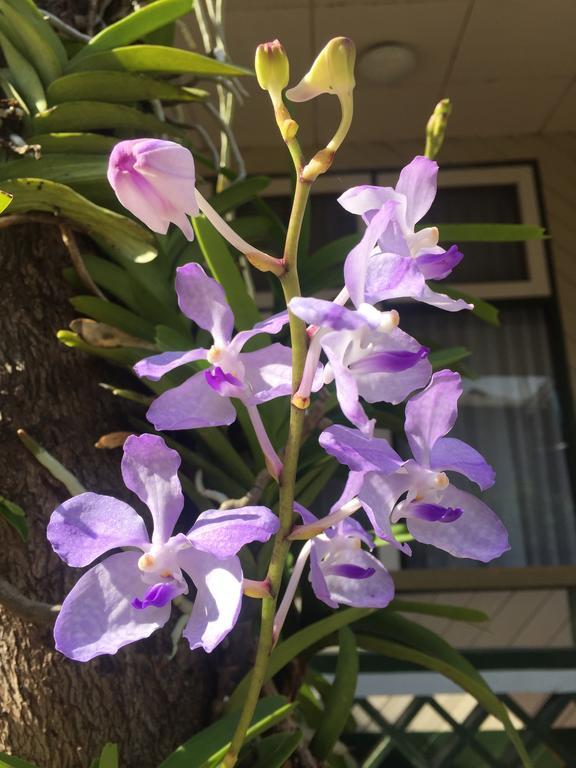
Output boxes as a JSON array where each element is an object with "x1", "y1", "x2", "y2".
[{"x1": 0, "y1": 223, "x2": 216, "y2": 767}]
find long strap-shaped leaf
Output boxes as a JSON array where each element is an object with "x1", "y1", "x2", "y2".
[
  {"x1": 158, "y1": 696, "x2": 295, "y2": 768},
  {"x1": 66, "y1": 45, "x2": 251, "y2": 77},
  {"x1": 226, "y1": 608, "x2": 373, "y2": 713},
  {"x1": 310, "y1": 627, "x2": 359, "y2": 760},
  {"x1": 72, "y1": 0, "x2": 193, "y2": 60},
  {"x1": 193, "y1": 216, "x2": 261, "y2": 331}
]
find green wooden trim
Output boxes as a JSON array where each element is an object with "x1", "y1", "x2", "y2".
[{"x1": 394, "y1": 565, "x2": 576, "y2": 592}]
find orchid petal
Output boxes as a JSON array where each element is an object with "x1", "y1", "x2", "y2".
[
  {"x1": 313, "y1": 546, "x2": 394, "y2": 609},
  {"x1": 121, "y1": 434, "x2": 183, "y2": 544},
  {"x1": 407, "y1": 486, "x2": 510, "y2": 562},
  {"x1": 241, "y1": 344, "x2": 300, "y2": 405},
  {"x1": 146, "y1": 370, "x2": 237, "y2": 430},
  {"x1": 54, "y1": 552, "x2": 170, "y2": 661},
  {"x1": 181, "y1": 550, "x2": 243, "y2": 652},
  {"x1": 430, "y1": 437, "x2": 496, "y2": 490},
  {"x1": 344, "y1": 201, "x2": 397, "y2": 308},
  {"x1": 187, "y1": 506, "x2": 279, "y2": 559},
  {"x1": 134, "y1": 348, "x2": 207, "y2": 381},
  {"x1": 405, "y1": 369, "x2": 462, "y2": 465},
  {"x1": 395, "y1": 156, "x2": 438, "y2": 229},
  {"x1": 289, "y1": 297, "x2": 367, "y2": 331},
  {"x1": 359, "y1": 472, "x2": 412, "y2": 552},
  {"x1": 230, "y1": 311, "x2": 290, "y2": 352},
  {"x1": 320, "y1": 424, "x2": 402, "y2": 474},
  {"x1": 322, "y1": 333, "x2": 370, "y2": 433},
  {"x1": 48, "y1": 493, "x2": 148, "y2": 567},
  {"x1": 175, "y1": 263, "x2": 234, "y2": 345}
]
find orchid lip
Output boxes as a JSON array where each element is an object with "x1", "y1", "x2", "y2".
[
  {"x1": 324, "y1": 563, "x2": 376, "y2": 579},
  {"x1": 204, "y1": 367, "x2": 243, "y2": 392},
  {"x1": 349, "y1": 346, "x2": 429, "y2": 374},
  {"x1": 409, "y1": 502, "x2": 463, "y2": 523}
]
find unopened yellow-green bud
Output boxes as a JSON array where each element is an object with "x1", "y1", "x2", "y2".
[
  {"x1": 286, "y1": 36, "x2": 355, "y2": 102},
  {"x1": 425, "y1": 98, "x2": 452, "y2": 160},
  {"x1": 255, "y1": 39, "x2": 289, "y2": 104}
]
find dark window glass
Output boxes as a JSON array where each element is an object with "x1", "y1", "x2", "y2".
[{"x1": 425, "y1": 184, "x2": 528, "y2": 283}]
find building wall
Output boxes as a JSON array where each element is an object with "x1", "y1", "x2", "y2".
[{"x1": 242, "y1": 132, "x2": 576, "y2": 401}]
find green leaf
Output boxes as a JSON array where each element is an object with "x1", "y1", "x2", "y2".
[
  {"x1": 0, "y1": 752, "x2": 40, "y2": 768},
  {"x1": 0, "y1": 0, "x2": 66, "y2": 85},
  {"x1": 210, "y1": 177, "x2": 271, "y2": 215},
  {"x1": 428, "y1": 346, "x2": 471, "y2": 370},
  {"x1": 47, "y1": 71, "x2": 208, "y2": 105},
  {"x1": 96, "y1": 743, "x2": 118, "y2": 768},
  {"x1": 0, "y1": 179, "x2": 157, "y2": 265},
  {"x1": 355, "y1": 612, "x2": 531, "y2": 768},
  {"x1": 193, "y1": 216, "x2": 261, "y2": 331},
  {"x1": 158, "y1": 696, "x2": 295, "y2": 768},
  {"x1": 17, "y1": 430, "x2": 86, "y2": 496},
  {"x1": 248, "y1": 732, "x2": 302, "y2": 768},
  {"x1": 0, "y1": 189, "x2": 12, "y2": 213},
  {"x1": 74, "y1": 0, "x2": 193, "y2": 59},
  {"x1": 70, "y1": 296, "x2": 157, "y2": 341},
  {"x1": 0, "y1": 155, "x2": 109, "y2": 200},
  {"x1": 28, "y1": 133, "x2": 117, "y2": 154},
  {"x1": 429, "y1": 282, "x2": 500, "y2": 326},
  {"x1": 303, "y1": 234, "x2": 359, "y2": 282},
  {"x1": 226, "y1": 608, "x2": 373, "y2": 713},
  {"x1": 66, "y1": 45, "x2": 252, "y2": 78},
  {"x1": 310, "y1": 627, "x2": 359, "y2": 759},
  {"x1": 389, "y1": 599, "x2": 488, "y2": 623},
  {"x1": 33, "y1": 101, "x2": 190, "y2": 139},
  {"x1": 0, "y1": 495, "x2": 27, "y2": 541},
  {"x1": 0, "y1": 31, "x2": 46, "y2": 113},
  {"x1": 436, "y1": 222, "x2": 547, "y2": 242}
]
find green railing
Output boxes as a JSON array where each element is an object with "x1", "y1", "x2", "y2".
[{"x1": 313, "y1": 650, "x2": 576, "y2": 767}]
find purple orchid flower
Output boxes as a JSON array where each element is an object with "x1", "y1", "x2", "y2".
[
  {"x1": 135, "y1": 263, "x2": 303, "y2": 432},
  {"x1": 108, "y1": 139, "x2": 199, "y2": 241},
  {"x1": 300, "y1": 505, "x2": 394, "y2": 609},
  {"x1": 288, "y1": 292, "x2": 431, "y2": 433},
  {"x1": 47, "y1": 434, "x2": 279, "y2": 661},
  {"x1": 326, "y1": 370, "x2": 509, "y2": 562},
  {"x1": 338, "y1": 157, "x2": 470, "y2": 312}
]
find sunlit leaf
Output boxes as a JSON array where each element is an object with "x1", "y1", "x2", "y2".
[
  {"x1": 159, "y1": 696, "x2": 295, "y2": 768},
  {"x1": 66, "y1": 45, "x2": 252, "y2": 78}
]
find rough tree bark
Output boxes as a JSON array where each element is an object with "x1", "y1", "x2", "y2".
[{"x1": 0, "y1": 223, "x2": 216, "y2": 767}]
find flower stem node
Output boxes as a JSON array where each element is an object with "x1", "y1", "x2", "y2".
[
  {"x1": 301, "y1": 148, "x2": 335, "y2": 183},
  {"x1": 255, "y1": 39, "x2": 290, "y2": 107},
  {"x1": 292, "y1": 393, "x2": 310, "y2": 410},
  {"x1": 243, "y1": 578, "x2": 273, "y2": 599},
  {"x1": 245, "y1": 249, "x2": 286, "y2": 277}
]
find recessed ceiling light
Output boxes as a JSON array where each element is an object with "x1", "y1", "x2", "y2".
[{"x1": 357, "y1": 43, "x2": 417, "y2": 85}]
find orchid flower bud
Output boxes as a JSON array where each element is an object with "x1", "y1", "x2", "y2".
[
  {"x1": 425, "y1": 98, "x2": 452, "y2": 160},
  {"x1": 286, "y1": 36, "x2": 355, "y2": 103},
  {"x1": 255, "y1": 39, "x2": 289, "y2": 105},
  {"x1": 286, "y1": 37, "x2": 356, "y2": 182},
  {"x1": 255, "y1": 39, "x2": 298, "y2": 142},
  {"x1": 107, "y1": 139, "x2": 199, "y2": 241}
]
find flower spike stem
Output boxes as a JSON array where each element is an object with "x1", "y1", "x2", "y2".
[{"x1": 223, "y1": 176, "x2": 311, "y2": 767}]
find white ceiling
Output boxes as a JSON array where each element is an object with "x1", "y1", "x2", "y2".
[{"x1": 221, "y1": 0, "x2": 576, "y2": 149}]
